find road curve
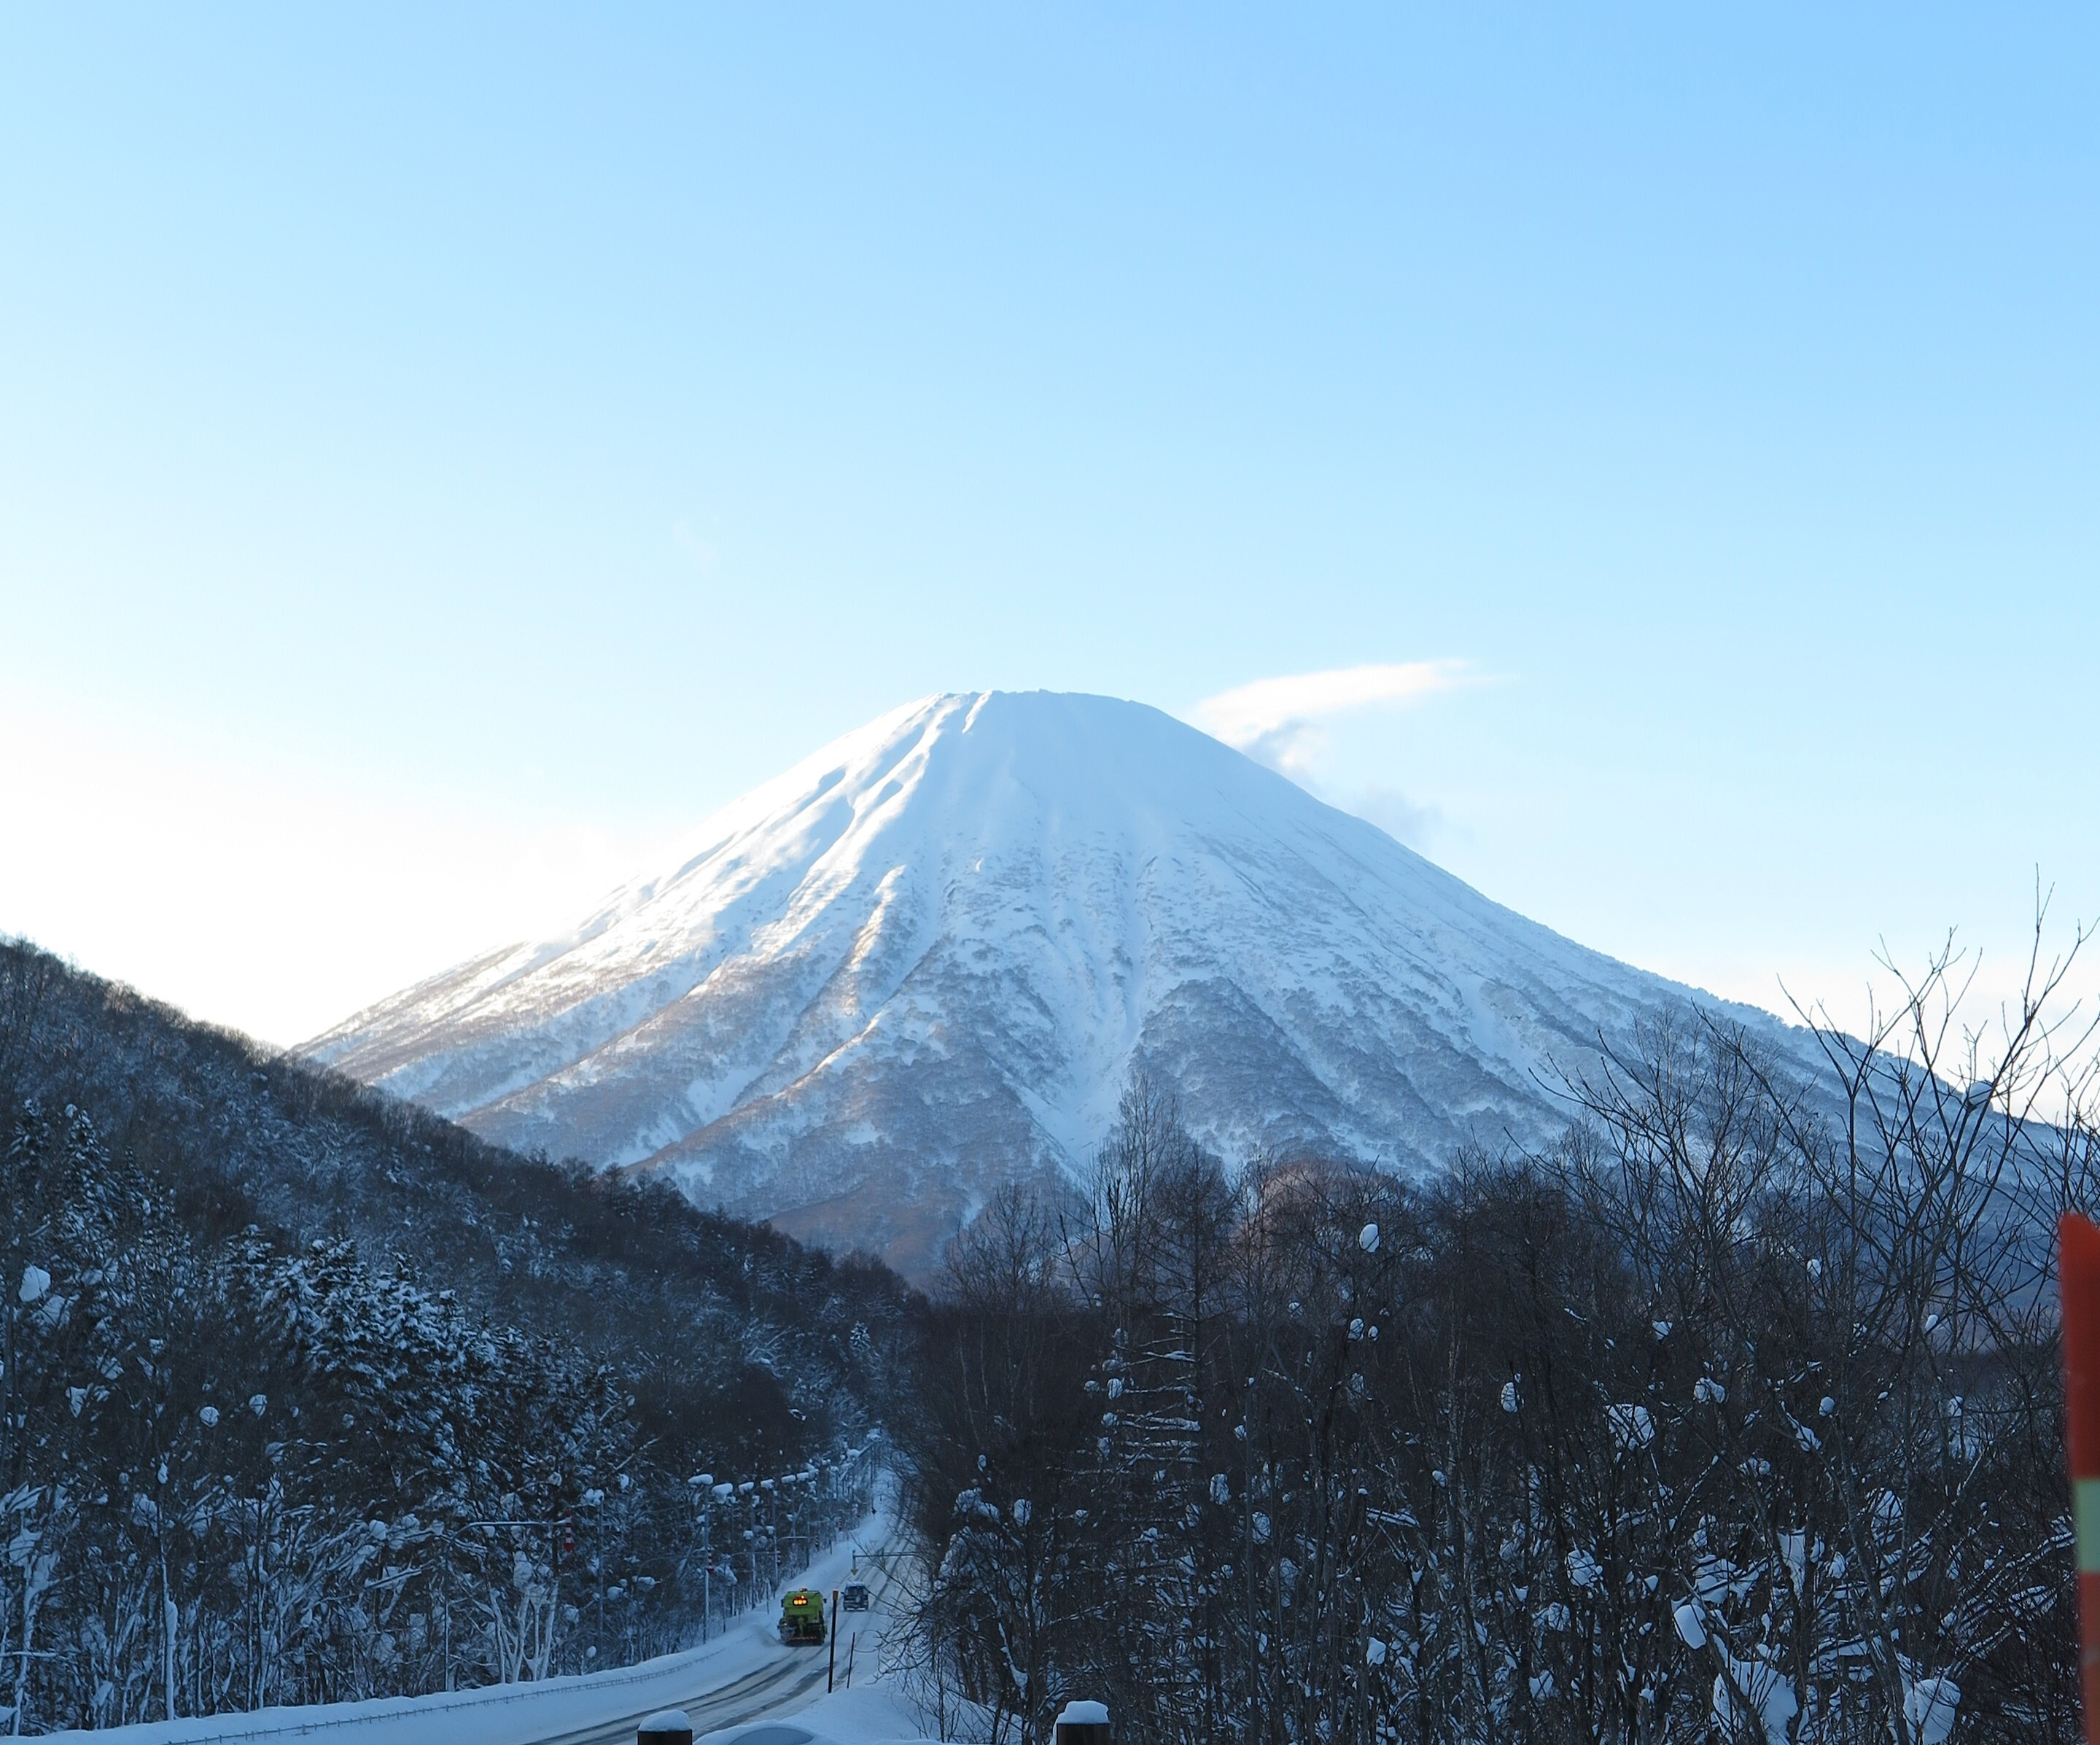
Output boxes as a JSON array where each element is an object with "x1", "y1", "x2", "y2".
[{"x1": 527, "y1": 1544, "x2": 901, "y2": 1745}]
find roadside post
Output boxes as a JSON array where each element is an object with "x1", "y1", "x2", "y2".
[
  {"x1": 2061, "y1": 1212, "x2": 2100, "y2": 1741},
  {"x1": 1054, "y1": 1698, "x2": 1111, "y2": 1744},
  {"x1": 828, "y1": 1589, "x2": 839, "y2": 1692},
  {"x1": 637, "y1": 1709, "x2": 693, "y2": 1745}
]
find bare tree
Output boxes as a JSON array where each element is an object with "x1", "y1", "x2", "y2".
[{"x1": 902, "y1": 918, "x2": 2096, "y2": 1744}]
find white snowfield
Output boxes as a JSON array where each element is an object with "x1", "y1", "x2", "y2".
[
  {"x1": 39, "y1": 1518, "x2": 931, "y2": 1745},
  {"x1": 306, "y1": 690, "x2": 1811, "y2": 1272}
]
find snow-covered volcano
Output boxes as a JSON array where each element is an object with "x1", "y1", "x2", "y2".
[{"x1": 306, "y1": 691, "x2": 1797, "y2": 1275}]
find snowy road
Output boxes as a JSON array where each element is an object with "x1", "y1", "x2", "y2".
[
  {"x1": 532, "y1": 1650, "x2": 833, "y2": 1745},
  {"x1": 526, "y1": 1550, "x2": 902, "y2": 1745},
  {"x1": 39, "y1": 1519, "x2": 911, "y2": 1745}
]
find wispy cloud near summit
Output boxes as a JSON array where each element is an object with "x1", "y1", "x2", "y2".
[
  {"x1": 1191, "y1": 661, "x2": 1472, "y2": 784},
  {"x1": 1186, "y1": 661, "x2": 1477, "y2": 848}
]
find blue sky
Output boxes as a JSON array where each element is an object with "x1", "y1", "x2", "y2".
[{"x1": 2, "y1": 5, "x2": 2095, "y2": 1044}]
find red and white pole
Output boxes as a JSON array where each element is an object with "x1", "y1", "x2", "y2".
[{"x1": 2061, "y1": 1212, "x2": 2100, "y2": 1739}]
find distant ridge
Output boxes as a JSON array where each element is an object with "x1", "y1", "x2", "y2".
[{"x1": 306, "y1": 690, "x2": 1807, "y2": 1275}]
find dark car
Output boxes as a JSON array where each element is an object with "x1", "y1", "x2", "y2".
[{"x1": 842, "y1": 1582, "x2": 872, "y2": 1612}]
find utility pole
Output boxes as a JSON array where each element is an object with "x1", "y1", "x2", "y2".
[
  {"x1": 2061, "y1": 1212, "x2": 2100, "y2": 1744},
  {"x1": 162, "y1": 1591, "x2": 176, "y2": 1720}
]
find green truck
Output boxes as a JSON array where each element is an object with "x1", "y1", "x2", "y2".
[{"x1": 778, "y1": 1587, "x2": 826, "y2": 1646}]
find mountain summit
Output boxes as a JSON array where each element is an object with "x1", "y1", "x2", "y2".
[{"x1": 306, "y1": 691, "x2": 1791, "y2": 1273}]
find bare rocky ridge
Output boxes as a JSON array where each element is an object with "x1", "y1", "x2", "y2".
[{"x1": 305, "y1": 690, "x2": 1810, "y2": 1275}]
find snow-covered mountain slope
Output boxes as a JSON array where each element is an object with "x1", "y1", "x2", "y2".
[{"x1": 305, "y1": 691, "x2": 1806, "y2": 1275}]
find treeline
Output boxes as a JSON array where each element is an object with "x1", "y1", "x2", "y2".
[
  {"x1": 0, "y1": 941, "x2": 910, "y2": 1731},
  {"x1": 898, "y1": 941, "x2": 2098, "y2": 1744}
]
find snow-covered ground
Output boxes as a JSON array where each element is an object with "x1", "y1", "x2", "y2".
[{"x1": 37, "y1": 1512, "x2": 936, "y2": 1745}]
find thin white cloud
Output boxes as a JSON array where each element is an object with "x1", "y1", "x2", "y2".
[
  {"x1": 672, "y1": 519, "x2": 719, "y2": 574},
  {"x1": 1349, "y1": 784, "x2": 1442, "y2": 850},
  {"x1": 1195, "y1": 661, "x2": 1471, "y2": 745},
  {"x1": 1189, "y1": 661, "x2": 1474, "y2": 847},
  {"x1": 1192, "y1": 661, "x2": 1471, "y2": 783}
]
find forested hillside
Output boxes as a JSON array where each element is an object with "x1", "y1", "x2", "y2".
[
  {"x1": 898, "y1": 949, "x2": 2098, "y2": 1745},
  {"x1": 0, "y1": 940, "x2": 913, "y2": 1733}
]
